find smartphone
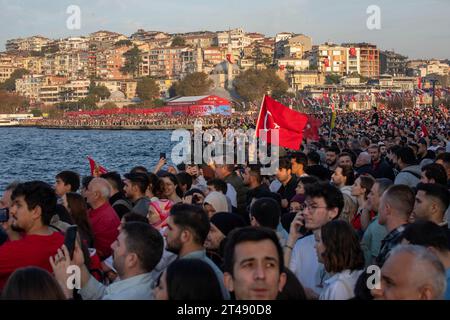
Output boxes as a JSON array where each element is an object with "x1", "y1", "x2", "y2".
[
  {"x1": 64, "y1": 225, "x2": 78, "y2": 260},
  {"x1": 298, "y1": 225, "x2": 308, "y2": 235},
  {"x1": 160, "y1": 152, "x2": 166, "y2": 159},
  {"x1": 0, "y1": 208, "x2": 9, "y2": 223}
]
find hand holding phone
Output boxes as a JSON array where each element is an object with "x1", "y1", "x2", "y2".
[
  {"x1": 64, "y1": 225, "x2": 78, "y2": 260},
  {"x1": 0, "y1": 208, "x2": 9, "y2": 223}
]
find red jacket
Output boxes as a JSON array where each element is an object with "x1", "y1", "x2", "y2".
[{"x1": 88, "y1": 202, "x2": 120, "y2": 260}]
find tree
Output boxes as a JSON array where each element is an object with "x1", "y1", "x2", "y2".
[
  {"x1": 0, "y1": 69, "x2": 30, "y2": 91},
  {"x1": 253, "y1": 46, "x2": 272, "y2": 66},
  {"x1": 120, "y1": 46, "x2": 142, "y2": 77},
  {"x1": 171, "y1": 72, "x2": 213, "y2": 96},
  {"x1": 171, "y1": 36, "x2": 186, "y2": 47},
  {"x1": 89, "y1": 85, "x2": 111, "y2": 100},
  {"x1": 78, "y1": 95, "x2": 98, "y2": 110},
  {"x1": 115, "y1": 39, "x2": 132, "y2": 47},
  {"x1": 136, "y1": 77, "x2": 160, "y2": 101},
  {"x1": 101, "y1": 102, "x2": 118, "y2": 109},
  {"x1": 234, "y1": 68, "x2": 288, "y2": 102},
  {"x1": 0, "y1": 90, "x2": 29, "y2": 113},
  {"x1": 325, "y1": 73, "x2": 341, "y2": 85},
  {"x1": 30, "y1": 109, "x2": 43, "y2": 117}
]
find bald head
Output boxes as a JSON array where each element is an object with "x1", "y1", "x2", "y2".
[
  {"x1": 86, "y1": 178, "x2": 111, "y2": 208},
  {"x1": 372, "y1": 245, "x2": 446, "y2": 300},
  {"x1": 356, "y1": 152, "x2": 371, "y2": 167}
]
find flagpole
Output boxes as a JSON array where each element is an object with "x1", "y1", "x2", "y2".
[{"x1": 254, "y1": 95, "x2": 266, "y2": 136}]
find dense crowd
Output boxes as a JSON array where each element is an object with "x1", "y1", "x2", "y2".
[
  {"x1": 21, "y1": 113, "x2": 258, "y2": 130},
  {"x1": 0, "y1": 105, "x2": 450, "y2": 300}
]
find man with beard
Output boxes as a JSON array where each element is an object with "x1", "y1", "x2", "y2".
[
  {"x1": 325, "y1": 146, "x2": 340, "y2": 173},
  {"x1": 164, "y1": 203, "x2": 230, "y2": 299},
  {"x1": 51, "y1": 222, "x2": 164, "y2": 300},
  {"x1": 0, "y1": 181, "x2": 64, "y2": 290}
]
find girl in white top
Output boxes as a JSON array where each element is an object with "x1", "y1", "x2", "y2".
[{"x1": 315, "y1": 220, "x2": 365, "y2": 300}]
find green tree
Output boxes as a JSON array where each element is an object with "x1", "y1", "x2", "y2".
[
  {"x1": 30, "y1": 109, "x2": 43, "y2": 117},
  {"x1": 115, "y1": 39, "x2": 132, "y2": 47},
  {"x1": 171, "y1": 36, "x2": 186, "y2": 47},
  {"x1": 153, "y1": 99, "x2": 165, "y2": 108},
  {"x1": 253, "y1": 46, "x2": 272, "y2": 66},
  {"x1": 0, "y1": 68, "x2": 30, "y2": 91},
  {"x1": 120, "y1": 46, "x2": 142, "y2": 77},
  {"x1": 171, "y1": 72, "x2": 213, "y2": 96},
  {"x1": 136, "y1": 77, "x2": 160, "y2": 101},
  {"x1": 102, "y1": 102, "x2": 118, "y2": 109},
  {"x1": 234, "y1": 68, "x2": 288, "y2": 102},
  {"x1": 89, "y1": 85, "x2": 111, "y2": 100},
  {"x1": 325, "y1": 73, "x2": 342, "y2": 85},
  {"x1": 78, "y1": 95, "x2": 98, "y2": 110}
]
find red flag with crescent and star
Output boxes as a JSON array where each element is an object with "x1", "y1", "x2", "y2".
[
  {"x1": 255, "y1": 95, "x2": 309, "y2": 150},
  {"x1": 87, "y1": 156, "x2": 108, "y2": 177}
]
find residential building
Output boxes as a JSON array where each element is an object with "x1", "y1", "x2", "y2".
[
  {"x1": 139, "y1": 47, "x2": 194, "y2": 79},
  {"x1": 277, "y1": 58, "x2": 309, "y2": 71},
  {"x1": 181, "y1": 32, "x2": 216, "y2": 48},
  {"x1": 310, "y1": 43, "x2": 347, "y2": 75},
  {"x1": 380, "y1": 50, "x2": 408, "y2": 76},
  {"x1": 203, "y1": 47, "x2": 224, "y2": 65},
  {"x1": 287, "y1": 71, "x2": 324, "y2": 91},
  {"x1": 426, "y1": 60, "x2": 449, "y2": 76},
  {"x1": 94, "y1": 79, "x2": 137, "y2": 99},
  {"x1": 95, "y1": 46, "x2": 131, "y2": 79},
  {"x1": 345, "y1": 47, "x2": 361, "y2": 76},
  {"x1": 0, "y1": 54, "x2": 17, "y2": 82},
  {"x1": 343, "y1": 43, "x2": 379, "y2": 78},
  {"x1": 6, "y1": 36, "x2": 51, "y2": 52}
]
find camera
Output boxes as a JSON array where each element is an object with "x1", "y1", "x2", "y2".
[{"x1": 0, "y1": 208, "x2": 9, "y2": 223}]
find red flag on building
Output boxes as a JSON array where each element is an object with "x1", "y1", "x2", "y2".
[
  {"x1": 323, "y1": 58, "x2": 330, "y2": 68},
  {"x1": 226, "y1": 54, "x2": 234, "y2": 64},
  {"x1": 255, "y1": 95, "x2": 309, "y2": 150},
  {"x1": 87, "y1": 156, "x2": 108, "y2": 177}
]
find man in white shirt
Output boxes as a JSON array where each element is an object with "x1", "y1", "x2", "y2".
[
  {"x1": 51, "y1": 222, "x2": 164, "y2": 300},
  {"x1": 284, "y1": 183, "x2": 344, "y2": 298}
]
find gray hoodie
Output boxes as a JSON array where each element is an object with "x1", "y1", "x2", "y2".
[{"x1": 394, "y1": 165, "x2": 421, "y2": 188}]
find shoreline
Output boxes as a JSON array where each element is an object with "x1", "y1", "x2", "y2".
[{"x1": 1, "y1": 123, "x2": 219, "y2": 131}]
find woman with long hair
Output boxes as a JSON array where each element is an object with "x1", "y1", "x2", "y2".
[
  {"x1": 315, "y1": 220, "x2": 365, "y2": 300},
  {"x1": 63, "y1": 192, "x2": 95, "y2": 248}
]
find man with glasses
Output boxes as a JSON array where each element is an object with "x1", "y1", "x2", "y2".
[{"x1": 284, "y1": 182, "x2": 344, "y2": 298}]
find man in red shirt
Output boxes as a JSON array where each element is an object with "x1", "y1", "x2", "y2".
[
  {"x1": 0, "y1": 181, "x2": 64, "y2": 290},
  {"x1": 85, "y1": 178, "x2": 120, "y2": 260}
]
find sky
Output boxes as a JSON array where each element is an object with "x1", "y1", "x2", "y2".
[{"x1": 0, "y1": 0, "x2": 449, "y2": 59}]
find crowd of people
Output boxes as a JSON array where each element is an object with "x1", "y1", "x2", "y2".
[
  {"x1": 21, "y1": 113, "x2": 258, "y2": 131},
  {"x1": 0, "y1": 104, "x2": 450, "y2": 301}
]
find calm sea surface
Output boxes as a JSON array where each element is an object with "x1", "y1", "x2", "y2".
[{"x1": 0, "y1": 127, "x2": 178, "y2": 192}]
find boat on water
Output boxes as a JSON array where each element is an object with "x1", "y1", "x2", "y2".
[{"x1": 0, "y1": 119, "x2": 20, "y2": 127}]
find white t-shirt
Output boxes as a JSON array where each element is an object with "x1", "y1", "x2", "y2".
[
  {"x1": 319, "y1": 269, "x2": 363, "y2": 300},
  {"x1": 289, "y1": 234, "x2": 323, "y2": 294}
]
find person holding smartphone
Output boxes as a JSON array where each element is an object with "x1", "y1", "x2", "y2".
[{"x1": 0, "y1": 181, "x2": 65, "y2": 291}]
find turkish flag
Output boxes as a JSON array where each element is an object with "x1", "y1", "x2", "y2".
[
  {"x1": 226, "y1": 54, "x2": 234, "y2": 64},
  {"x1": 255, "y1": 95, "x2": 308, "y2": 150},
  {"x1": 87, "y1": 156, "x2": 108, "y2": 177},
  {"x1": 303, "y1": 115, "x2": 321, "y2": 141}
]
